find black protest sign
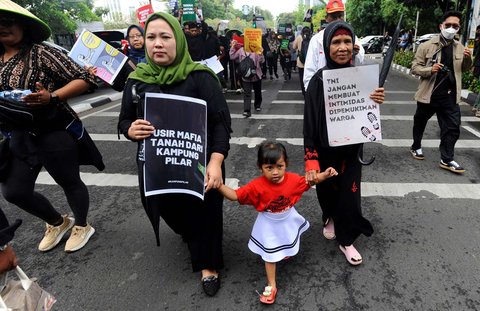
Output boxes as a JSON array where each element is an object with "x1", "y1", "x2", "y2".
[{"x1": 143, "y1": 93, "x2": 207, "y2": 200}]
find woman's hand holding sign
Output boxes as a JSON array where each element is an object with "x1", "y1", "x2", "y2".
[
  {"x1": 128, "y1": 119, "x2": 155, "y2": 141},
  {"x1": 369, "y1": 87, "x2": 385, "y2": 104}
]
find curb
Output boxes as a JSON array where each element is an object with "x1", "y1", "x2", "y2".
[{"x1": 72, "y1": 92, "x2": 122, "y2": 114}]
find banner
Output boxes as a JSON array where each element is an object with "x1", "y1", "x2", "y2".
[
  {"x1": 244, "y1": 28, "x2": 263, "y2": 54},
  {"x1": 322, "y1": 64, "x2": 382, "y2": 147},
  {"x1": 143, "y1": 93, "x2": 207, "y2": 200},
  {"x1": 68, "y1": 29, "x2": 128, "y2": 85},
  {"x1": 137, "y1": 4, "x2": 154, "y2": 28}
]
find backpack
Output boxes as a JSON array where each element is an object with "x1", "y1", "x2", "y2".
[
  {"x1": 238, "y1": 52, "x2": 256, "y2": 79},
  {"x1": 299, "y1": 38, "x2": 310, "y2": 64}
]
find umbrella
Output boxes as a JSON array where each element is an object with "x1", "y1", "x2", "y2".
[
  {"x1": 358, "y1": 15, "x2": 403, "y2": 166},
  {"x1": 379, "y1": 14, "x2": 403, "y2": 87}
]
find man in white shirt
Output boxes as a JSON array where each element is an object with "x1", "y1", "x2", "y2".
[{"x1": 303, "y1": 0, "x2": 365, "y2": 91}]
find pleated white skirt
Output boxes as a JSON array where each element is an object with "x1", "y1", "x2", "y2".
[{"x1": 248, "y1": 207, "x2": 309, "y2": 263}]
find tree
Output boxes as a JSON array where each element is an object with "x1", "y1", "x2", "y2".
[
  {"x1": 13, "y1": 0, "x2": 100, "y2": 34},
  {"x1": 347, "y1": 0, "x2": 385, "y2": 36}
]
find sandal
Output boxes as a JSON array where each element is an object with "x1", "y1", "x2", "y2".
[
  {"x1": 259, "y1": 285, "x2": 277, "y2": 304},
  {"x1": 323, "y1": 218, "x2": 336, "y2": 240},
  {"x1": 339, "y1": 245, "x2": 363, "y2": 266}
]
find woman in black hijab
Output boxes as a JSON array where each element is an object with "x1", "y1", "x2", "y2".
[{"x1": 303, "y1": 21, "x2": 384, "y2": 266}]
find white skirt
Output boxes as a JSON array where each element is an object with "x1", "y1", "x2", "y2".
[{"x1": 248, "y1": 207, "x2": 309, "y2": 263}]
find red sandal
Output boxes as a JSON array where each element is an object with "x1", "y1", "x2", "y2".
[{"x1": 259, "y1": 286, "x2": 277, "y2": 304}]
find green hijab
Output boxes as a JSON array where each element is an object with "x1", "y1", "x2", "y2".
[{"x1": 129, "y1": 12, "x2": 218, "y2": 85}]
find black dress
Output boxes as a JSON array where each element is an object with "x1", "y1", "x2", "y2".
[
  {"x1": 119, "y1": 71, "x2": 232, "y2": 272},
  {"x1": 303, "y1": 69, "x2": 373, "y2": 246}
]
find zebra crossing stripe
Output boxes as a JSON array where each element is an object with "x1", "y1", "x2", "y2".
[{"x1": 35, "y1": 172, "x2": 480, "y2": 199}]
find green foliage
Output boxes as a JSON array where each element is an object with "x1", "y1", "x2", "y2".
[
  {"x1": 462, "y1": 70, "x2": 474, "y2": 90},
  {"x1": 346, "y1": 0, "x2": 444, "y2": 38},
  {"x1": 13, "y1": 0, "x2": 100, "y2": 34},
  {"x1": 462, "y1": 71, "x2": 480, "y2": 94},
  {"x1": 393, "y1": 50, "x2": 415, "y2": 68},
  {"x1": 469, "y1": 79, "x2": 480, "y2": 95}
]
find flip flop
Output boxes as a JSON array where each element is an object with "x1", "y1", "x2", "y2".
[
  {"x1": 259, "y1": 286, "x2": 277, "y2": 304},
  {"x1": 339, "y1": 245, "x2": 363, "y2": 266},
  {"x1": 323, "y1": 218, "x2": 336, "y2": 240}
]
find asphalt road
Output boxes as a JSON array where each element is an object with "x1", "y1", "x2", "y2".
[{"x1": 2, "y1": 59, "x2": 480, "y2": 310}]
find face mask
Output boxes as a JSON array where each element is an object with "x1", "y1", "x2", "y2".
[{"x1": 441, "y1": 26, "x2": 457, "y2": 40}]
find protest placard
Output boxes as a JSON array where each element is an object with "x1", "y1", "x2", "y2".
[
  {"x1": 143, "y1": 93, "x2": 207, "y2": 200},
  {"x1": 322, "y1": 64, "x2": 381, "y2": 146},
  {"x1": 181, "y1": 0, "x2": 196, "y2": 21},
  {"x1": 244, "y1": 28, "x2": 262, "y2": 54},
  {"x1": 68, "y1": 29, "x2": 128, "y2": 85},
  {"x1": 196, "y1": 55, "x2": 224, "y2": 73},
  {"x1": 137, "y1": 4, "x2": 154, "y2": 28}
]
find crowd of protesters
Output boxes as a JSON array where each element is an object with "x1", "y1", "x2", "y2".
[{"x1": 0, "y1": 0, "x2": 474, "y2": 308}]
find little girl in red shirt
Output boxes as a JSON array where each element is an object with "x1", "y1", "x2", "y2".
[{"x1": 218, "y1": 142, "x2": 337, "y2": 304}]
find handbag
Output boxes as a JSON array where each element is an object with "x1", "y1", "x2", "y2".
[
  {"x1": 0, "y1": 96, "x2": 76, "y2": 133},
  {"x1": 0, "y1": 266, "x2": 56, "y2": 311}
]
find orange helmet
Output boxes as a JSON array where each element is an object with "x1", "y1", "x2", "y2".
[{"x1": 326, "y1": 0, "x2": 345, "y2": 13}]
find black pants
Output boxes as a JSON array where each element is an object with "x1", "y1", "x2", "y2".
[
  {"x1": 1, "y1": 130, "x2": 89, "y2": 226},
  {"x1": 314, "y1": 145, "x2": 373, "y2": 246},
  {"x1": 139, "y1": 161, "x2": 225, "y2": 273},
  {"x1": 412, "y1": 93, "x2": 460, "y2": 162},
  {"x1": 267, "y1": 55, "x2": 278, "y2": 77},
  {"x1": 242, "y1": 79, "x2": 262, "y2": 112},
  {"x1": 298, "y1": 67, "x2": 305, "y2": 96}
]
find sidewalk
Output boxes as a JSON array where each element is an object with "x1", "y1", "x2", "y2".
[{"x1": 69, "y1": 87, "x2": 121, "y2": 114}]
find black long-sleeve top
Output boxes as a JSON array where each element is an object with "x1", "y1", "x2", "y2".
[{"x1": 118, "y1": 71, "x2": 232, "y2": 159}]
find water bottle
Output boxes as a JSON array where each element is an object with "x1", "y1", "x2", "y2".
[{"x1": 0, "y1": 89, "x2": 32, "y2": 101}]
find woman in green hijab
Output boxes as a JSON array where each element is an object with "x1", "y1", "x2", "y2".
[{"x1": 118, "y1": 12, "x2": 232, "y2": 297}]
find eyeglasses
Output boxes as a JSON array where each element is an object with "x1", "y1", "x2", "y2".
[
  {"x1": 128, "y1": 34, "x2": 143, "y2": 40},
  {"x1": 444, "y1": 23, "x2": 460, "y2": 30},
  {"x1": 0, "y1": 17, "x2": 18, "y2": 27}
]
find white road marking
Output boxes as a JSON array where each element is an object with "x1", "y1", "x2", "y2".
[
  {"x1": 36, "y1": 172, "x2": 480, "y2": 199},
  {"x1": 462, "y1": 126, "x2": 480, "y2": 138},
  {"x1": 87, "y1": 134, "x2": 480, "y2": 148},
  {"x1": 91, "y1": 111, "x2": 480, "y2": 123}
]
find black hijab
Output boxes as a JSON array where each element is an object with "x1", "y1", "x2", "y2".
[{"x1": 323, "y1": 21, "x2": 355, "y2": 69}]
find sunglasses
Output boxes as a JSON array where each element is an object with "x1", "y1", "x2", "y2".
[
  {"x1": 0, "y1": 17, "x2": 18, "y2": 27},
  {"x1": 444, "y1": 23, "x2": 460, "y2": 30}
]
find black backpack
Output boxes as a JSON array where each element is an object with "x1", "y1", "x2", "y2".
[
  {"x1": 299, "y1": 38, "x2": 310, "y2": 64},
  {"x1": 238, "y1": 52, "x2": 256, "y2": 79}
]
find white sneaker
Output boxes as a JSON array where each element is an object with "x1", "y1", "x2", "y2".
[
  {"x1": 38, "y1": 215, "x2": 74, "y2": 252},
  {"x1": 65, "y1": 224, "x2": 95, "y2": 252}
]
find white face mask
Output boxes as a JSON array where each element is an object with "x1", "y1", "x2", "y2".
[{"x1": 441, "y1": 26, "x2": 458, "y2": 40}]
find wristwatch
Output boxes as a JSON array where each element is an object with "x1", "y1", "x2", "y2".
[
  {"x1": 0, "y1": 244, "x2": 8, "y2": 251},
  {"x1": 49, "y1": 92, "x2": 60, "y2": 104}
]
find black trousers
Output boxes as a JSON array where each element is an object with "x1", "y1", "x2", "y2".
[
  {"x1": 298, "y1": 67, "x2": 305, "y2": 97},
  {"x1": 242, "y1": 79, "x2": 262, "y2": 112},
  {"x1": 138, "y1": 161, "x2": 225, "y2": 273},
  {"x1": 1, "y1": 130, "x2": 89, "y2": 226},
  {"x1": 267, "y1": 55, "x2": 278, "y2": 76},
  {"x1": 314, "y1": 145, "x2": 373, "y2": 246},
  {"x1": 412, "y1": 93, "x2": 460, "y2": 162}
]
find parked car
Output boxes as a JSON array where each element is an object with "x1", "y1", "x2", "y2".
[
  {"x1": 415, "y1": 33, "x2": 437, "y2": 47},
  {"x1": 92, "y1": 30, "x2": 128, "y2": 55},
  {"x1": 359, "y1": 35, "x2": 384, "y2": 54},
  {"x1": 43, "y1": 41, "x2": 70, "y2": 54}
]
